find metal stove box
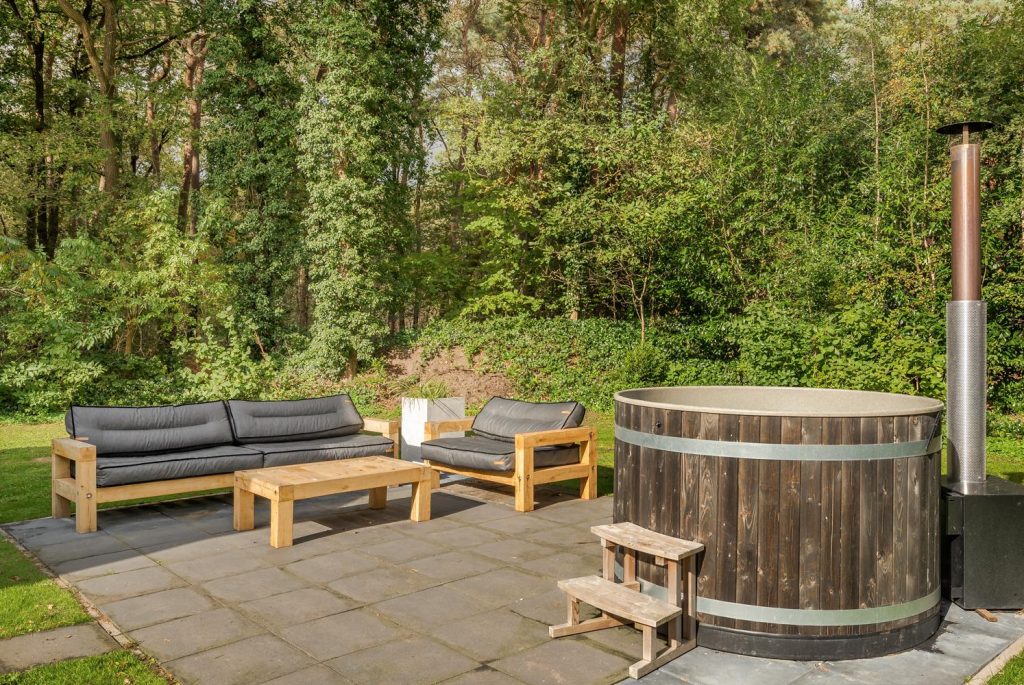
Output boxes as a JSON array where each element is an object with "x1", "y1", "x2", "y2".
[{"x1": 942, "y1": 475, "x2": 1024, "y2": 610}]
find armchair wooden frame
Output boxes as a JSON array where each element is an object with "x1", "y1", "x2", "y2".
[
  {"x1": 52, "y1": 418, "x2": 401, "y2": 534},
  {"x1": 422, "y1": 418, "x2": 597, "y2": 512}
]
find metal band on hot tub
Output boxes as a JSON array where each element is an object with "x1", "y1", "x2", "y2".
[
  {"x1": 614, "y1": 424, "x2": 940, "y2": 461},
  {"x1": 618, "y1": 562, "x2": 940, "y2": 627}
]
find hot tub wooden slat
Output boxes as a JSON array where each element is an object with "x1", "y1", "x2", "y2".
[
  {"x1": 778, "y1": 418, "x2": 802, "y2": 636},
  {"x1": 735, "y1": 415, "x2": 759, "y2": 633},
  {"x1": 614, "y1": 389, "x2": 942, "y2": 658}
]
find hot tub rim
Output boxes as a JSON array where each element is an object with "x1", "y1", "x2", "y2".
[{"x1": 615, "y1": 385, "x2": 944, "y2": 418}]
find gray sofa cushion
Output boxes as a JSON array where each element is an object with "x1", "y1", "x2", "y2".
[
  {"x1": 421, "y1": 435, "x2": 580, "y2": 472},
  {"x1": 94, "y1": 446, "x2": 263, "y2": 487},
  {"x1": 471, "y1": 397, "x2": 585, "y2": 442},
  {"x1": 65, "y1": 402, "x2": 234, "y2": 456},
  {"x1": 227, "y1": 394, "x2": 363, "y2": 444},
  {"x1": 245, "y1": 434, "x2": 396, "y2": 468}
]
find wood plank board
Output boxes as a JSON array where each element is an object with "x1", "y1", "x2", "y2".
[
  {"x1": 557, "y1": 575, "x2": 681, "y2": 627},
  {"x1": 591, "y1": 522, "x2": 702, "y2": 560}
]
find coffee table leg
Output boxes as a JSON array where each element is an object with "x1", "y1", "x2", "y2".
[
  {"x1": 368, "y1": 486, "x2": 387, "y2": 510},
  {"x1": 270, "y1": 499, "x2": 294, "y2": 548},
  {"x1": 410, "y1": 475, "x2": 432, "y2": 522},
  {"x1": 234, "y1": 485, "x2": 254, "y2": 531}
]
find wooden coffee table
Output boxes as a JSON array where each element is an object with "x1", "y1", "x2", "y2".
[{"x1": 233, "y1": 457, "x2": 439, "y2": 547}]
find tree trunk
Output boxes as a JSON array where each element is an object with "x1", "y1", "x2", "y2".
[
  {"x1": 346, "y1": 349, "x2": 358, "y2": 380},
  {"x1": 177, "y1": 33, "x2": 208, "y2": 234},
  {"x1": 610, "y1": 4, "x2": 627, "y2": 111}
]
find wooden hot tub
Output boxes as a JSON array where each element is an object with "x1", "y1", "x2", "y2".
[{"x1": 613, "y1": 386, "x2": 943, "y2": 660}]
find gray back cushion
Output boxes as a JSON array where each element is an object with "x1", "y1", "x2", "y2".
[
  {"x1": 65, "y1": 402, "x2": 234, "y2": 456},
  {"x1": 228, "y1": 394, "x2": 363, "y2": 443},
  {"x1": 472, "y1": 397, "x2": 585, "y2": 442}
]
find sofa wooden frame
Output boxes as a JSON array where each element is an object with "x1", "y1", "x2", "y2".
[
  {"x1": 422, "y1": 418, "x2": 597, "y2": 513},
  {"x1": 52, "y1": 417, "x2": 401, "y2": 534}
]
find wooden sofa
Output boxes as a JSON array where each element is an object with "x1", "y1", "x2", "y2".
[
  {"x1": 421, "y1": 397, "x2": 597, "y2": 512},
  {"x1": 52, "y1": 394, "x2": 399, "y2": 533}
]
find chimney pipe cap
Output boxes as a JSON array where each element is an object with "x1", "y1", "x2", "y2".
[{"x1": 936, "y1": 120, "x2": 994, "y2": 136}]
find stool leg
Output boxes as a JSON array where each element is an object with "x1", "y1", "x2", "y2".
[
  {"x1": 667, "y1": 559, "x2": 682, "y2": 648},
  {"x1": 686, "y1": 556, "x2": 697, "y2": 641}
]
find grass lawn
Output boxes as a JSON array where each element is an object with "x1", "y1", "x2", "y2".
[
  {"x1": 0, "y1": 537, "x2": 89, "y2": 639},
  {"x1": 989, "y1": 651, "x2": 1024, "y2": 685},
  {"x1": 0, "y1": 650, "x2": 166, "y2": 685}
]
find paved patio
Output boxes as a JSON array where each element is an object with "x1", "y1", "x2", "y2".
[{"x1": 5, "y1": 485, "x2": 1023, "y2": 685}]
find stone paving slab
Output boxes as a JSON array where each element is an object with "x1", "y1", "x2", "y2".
[
  {"x1": 73, "y1": 564, "x2": 186, "y2": 604},
  {"x1": 166, "y1": 633, "x2": 316, "y2": 685},
  {"x1": 0, "y1": 623, "x2": 118, "y2": 673},
  {"x1": 130, "y1": 607, "x2": 265, "y2": 661},
  {"x1": 491, "y1": 638, "x2": 632, "y2": 685},
  {"x1": 325, "y1": 634, "x2": 480, "y2": 685},
  {"x1": 278, "y1": 608, "x2": 407, "y2": 661},
  {"x1": 202, "y1": 566, "x2": 310, "y2": 604},
  {"x1": 239, "y1": 588, "x2": 357, "y2": 629}
]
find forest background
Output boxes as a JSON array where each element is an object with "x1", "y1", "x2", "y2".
[{"x1": 2, "y1": 0, "x2": 1023, "y2": 428}]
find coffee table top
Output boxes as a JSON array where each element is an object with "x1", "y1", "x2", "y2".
[{"x1": 235, "y1": 457, "x2": 433, "y2": 501}]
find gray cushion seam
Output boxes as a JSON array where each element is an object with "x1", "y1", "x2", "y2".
[
  {"x1": 241, "y1": 442, "x2": 391, "y2": 455},
  {"x1": 232, "y1": 421, "x2": 363, "y2": 442}
]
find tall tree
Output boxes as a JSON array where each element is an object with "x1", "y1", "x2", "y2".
[{"x1": 297, "y1": 0, "x2": 443, "y2": 377}]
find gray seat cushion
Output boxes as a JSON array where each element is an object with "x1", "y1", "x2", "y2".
[
  {"x1": 94, "y1": 446, "x2": 263, "y2": 487},
  {"x1": 471, "y1": 397, "x2": 585, "y2": 441},
  {"x1": 227, "y1": 395, "x2": 363, "y2": 443},
  {"x1": 66, "y1": 402, "x2": 234, "y2": 456},
  {"x1": 244, "y1": 434, "x2": 395, "y2": 468},
  {"x1": 421, "y1": 435, "x2": 580, "y2": 472}
]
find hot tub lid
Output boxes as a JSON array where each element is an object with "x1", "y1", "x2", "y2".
[{"x1": 615, "y1": 386, "x2": 943, "y2": 418}]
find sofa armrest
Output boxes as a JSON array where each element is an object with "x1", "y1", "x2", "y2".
[
  {"x1": 52, "y1": 438, "x2": 96, "y2": 462},
  {"x1": 424, "y1": 417, "x2": 474, "y2": 441},
  {"x1": 363, "y1": 418, "x2": 400, "y2": 458},
  {"x1": 515, "y1": 426, "x2": 595, "y2": 449},
  {"x1": 363, "y1": 417, "x2": 400, "y2": 436}
]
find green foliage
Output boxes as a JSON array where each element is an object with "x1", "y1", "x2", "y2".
[
  {"x1": 2, "y1": 0, "x2": 1024, "y2": 421},
  {"x1": 296, "y1": 0, "x2": 444, "y2": 374}
]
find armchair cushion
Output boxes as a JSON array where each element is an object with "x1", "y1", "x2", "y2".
[
  {"x1": 65, "y1": 402, "x2": 234, "y2": 457},
  {"x1": 421, "y1": 435, "x2": 580, "y2": 473},
  {"x1": 94, "y1": 446, "x2": 263, "y2": 487},
  {"x1": 244, "y1": 434, "x2": 395, "y2": 468},
  {"x1": 227, "y1": 394, "x2": 363, "y2": 444},
  {"x1": 471, "y1": 397, "x2": 585, "y2": 443}
]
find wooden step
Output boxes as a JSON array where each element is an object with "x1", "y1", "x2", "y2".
[
  {"x1": 591, "y1": 522, "x2": 703, "y2": 561},
  {"x1": 557, "y1": 576, "x2": 681, "y2": 628}
]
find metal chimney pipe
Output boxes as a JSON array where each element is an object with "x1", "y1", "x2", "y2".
[{"x1": 937, "y1": 120, "x2": 992, "y2": 493}]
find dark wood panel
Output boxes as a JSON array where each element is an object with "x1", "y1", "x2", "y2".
[
  {"x1": 799, "y1": 417, "x2": 822, "y2": 618},
  {"x1": 756, "y1": 416, "x2": 781, "y2": 634},
  {"x1": 840, "y1": 418, "x2": 861, "y2": 637},
  {"x1": 876, "y1": 417, "x2": 895, "y2": 609},
  {"x1": 821, "y1": 418, "x2": 843, "y2": 636},
  {"x1": 735, "y1": 415, "x2": 760, "y2": 632},
  {"x1": 696, "y1": 413, "x2": 719, "y2": 620},
  {"x1": 715, "y1": 414, "x2": 740, "y2": 629},
  {"x1": 778, "y1": 417, "x2": 802, "y2": 636}
]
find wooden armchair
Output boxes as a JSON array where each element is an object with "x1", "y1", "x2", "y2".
[{"x1": 422, "y1": 404, "x2": 597, "y2": 513}]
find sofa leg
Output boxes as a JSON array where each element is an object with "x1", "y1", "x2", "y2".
[
  {"x1": 579, "y1": 431, "x2": 598, "y2": 500},
  {"x1": 51, "y1": 455, "x2": 72, "y2": 519},
  {"x1": 514, "y1": 440, "x2": 535, "y2": 513},
  {"x1": 580, "y1": 468, "x2": 598, "y2": 500},
  {"x1": 74, "y1": 460, "x2": 97, "y2": 534}
]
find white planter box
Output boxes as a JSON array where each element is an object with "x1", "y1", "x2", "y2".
[{"x1": 400, "y1": 397, "x2": 466, "y2": 461}]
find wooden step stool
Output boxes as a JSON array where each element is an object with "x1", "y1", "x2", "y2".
[{"x1": 549, "y1": 522, "x2": 703, "y2": 679}]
